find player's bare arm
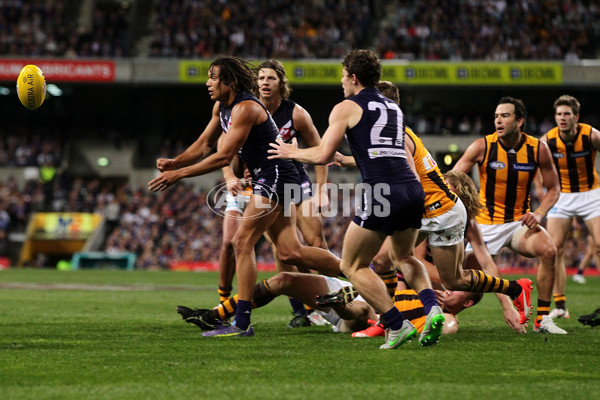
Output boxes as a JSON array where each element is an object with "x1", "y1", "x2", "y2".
[
  {"x1": 149, "y1": 101, "x2": 260, "y2": 191},
  {"x1": 452, "y1": 138, "x2": 486, "y2": 173},
  {"x1": 522, "y1": 141, "x2": 559, "y2": 227},
  {"x1": 157, "y1": 102, "x2": 223, "y2": 172}
]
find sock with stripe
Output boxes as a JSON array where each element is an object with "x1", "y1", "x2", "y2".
[
  {"x1": 468, "y1": 270, "x2": 521, "y2": 298},
  {"x1": 536, "y1": 299, "x2": 551, "y2": 324},
  {"x1": 218, "y1": 285, "x2": 232, "y2": 303},
  {"x1": 217, "y1": 294, "x2": 239, "y2": 321},
  {"x1": 553, "y1": 293, "x2": 566, "y2": 310},
  {"x1": 377, "y1": 269, "x2": 398, "y2": 298}
]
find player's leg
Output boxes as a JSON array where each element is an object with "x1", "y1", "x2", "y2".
[
  {"x1": 217, "y1": 210, "x2": 242, "y2": 303},
  {"x1": 515, "y1": 226, "x2": 566, "y2": 334},
  {"x1": 545, "y1": 217, "x2": 571, "y2": 318},
  {"x1": 267, "y1": 204, "x2": 341, "y2": 277}
]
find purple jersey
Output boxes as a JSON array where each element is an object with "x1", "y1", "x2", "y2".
[{"x1": 346, "y1": 87, "x2": 416, "y2": 185}]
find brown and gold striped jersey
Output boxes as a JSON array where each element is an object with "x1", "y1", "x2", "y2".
[
  {"x1": 476, "y1": 132, "x2": 540, "y2": 224},
  {"x1": 406, "y1": 127, "x2": 458, "y2": 218},
  {"x1": 545, "y1": 123, "x2": 599, "y2": 193}
]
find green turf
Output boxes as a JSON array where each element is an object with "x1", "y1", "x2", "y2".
[{"x1": 1, "y1": 269, "x2": 599, "y2": 400}]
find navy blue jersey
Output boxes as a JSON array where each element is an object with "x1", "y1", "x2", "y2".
[
  {"x1": 271, "y1": 99, "x2": 311, "y2": 185},
  {"x1": 219, "y1": 92, "x2": 298, "y2": 182},
  {"x1": 346, "y1": 87, "x2": 416, "y2": 185}
]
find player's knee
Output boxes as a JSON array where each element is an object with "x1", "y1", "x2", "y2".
[
  {"x1": 537, "y1": 241, "x2": 557, "y2": 264},
  {"x1": 269, "y1": 272, "x2": 294, "y2": 289},
  {"x1": 276, "y1": 246, "x2": 302, "y2": 265}
]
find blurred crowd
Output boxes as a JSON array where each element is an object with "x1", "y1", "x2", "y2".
[
  {"x1": 1, "y1": 0, "x2": 599, "y2": 61},
  {"x1": 148, "y1": 0, "x2": 372, "y2": 59},
  {"x1": 0, "y1": 0, "x2": 129, "y2": 57},
  {"x1": 376, "y1": 0, "x2": 600, "y2": 61}
]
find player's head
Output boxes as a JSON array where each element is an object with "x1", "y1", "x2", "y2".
[
  {"x1": 209, "y1": 56, "x2": 257, "y2": 94},
  {"x1": 376, "y1": 80, "x2": 400, "y2": 105},
  {"x1": 443, "y1": 170, "x2": 483, "y2": 221},
  {"x1": 342, "y1": 50, "x2": 381, "y2": 89},
  {"x1": 497, "y1": 96, "x2": 527, "y2": 122},
  {"x1": 553, "y1": 94, "x2": 580, "y2": 115},
  {"x1": 257, "y1": 59, "x2": 291, "y2": 100},
  {"x1": 442, "y1": 290, "x2": 483, "y2": 315}
]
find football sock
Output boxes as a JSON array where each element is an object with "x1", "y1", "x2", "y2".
[
  {"x1": 377, "y1": 270, "x2": 398, "y2": 298},
  {"x1": 553, "y1": 293, "x2": 566, "y2": 310},
  {"x1": 381, "y1": 306, "x2": 405, "y2": 331},
  {"x1": 217, "y1": 294, "x2": 238, "y2": 320},
  {"x1": 536, "y1": 299, "x2": 551, "y2": 323},
  {"x1": 289, "y1": 297, "x2": 308, "y2": 316},
  {"x1": 252, "y1": 279, "x2": 277, "y2": 307},
  {"x1": 218, "y1": 285, "x2": 232, "y2": 303},
  {"x1": 468, "y1": 270, "x2": 514, "y2": 295},
  {"x1": 417, "y1": 288, "x2": 438, "y2": 315},
  {"x1": 235, "y1": 300, "x2": 252, "y2": 331}
]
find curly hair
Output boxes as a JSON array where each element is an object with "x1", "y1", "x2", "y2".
[
  {"x1": 257, "y1": 59, "x2": 291, "y2": 100},
  {"x1": 210, "y1": 56, "x2": 257, "y2": 94},
  {"x1": 443, "y1": 170, "x2": 483, "y2": 221},
  {"x1": 342, "y1": 50, "x2": 381, "y2": 88}
]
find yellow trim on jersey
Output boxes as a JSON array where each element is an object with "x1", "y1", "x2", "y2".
[
  {"x1": 546, "y1": 123, "x2": 599, "y2": 193},
  {"x1": 406, "y1": 127, "x2": 457, "y2": 218}
]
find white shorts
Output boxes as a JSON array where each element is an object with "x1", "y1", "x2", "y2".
[
  {"x1": 224, "y1": 191, "x2": 251, "y2": 215},
  {"x1": 465, "y1": 220, "x2": 523, "y2": 256},
  {"x1": 547, "y1": 188, "x2": 600, "y2": 220},
  {"x1": 420, "y1": 199, "x2": 467, "y2": 247}
]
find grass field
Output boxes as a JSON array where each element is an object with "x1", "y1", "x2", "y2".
[{"x1": 1, "y1": 269, "x2": 599, "y2": 400}]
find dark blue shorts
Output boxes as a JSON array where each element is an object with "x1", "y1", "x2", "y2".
[
  {"x1": 352, "y1": 180, "x2": 425, "y2": 236},
  {"x1": 253, "y1": 165, "x2": 302, "y2": 208},
  {"x1": 293, "y1": 161, "x2": 313, "y2": 202}
]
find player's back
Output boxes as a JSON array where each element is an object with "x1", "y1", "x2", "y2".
[{"x1": 345, "y1": 87, "x2": 416, "y2": 185}]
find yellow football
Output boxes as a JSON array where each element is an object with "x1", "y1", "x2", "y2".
[{"x1": 16, "y1": 64, "x2": 46, "y2": 110}]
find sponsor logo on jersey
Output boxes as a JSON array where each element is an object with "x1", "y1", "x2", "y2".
[
  {"x1": 512, "y1": 163, "x2": 536, "y2": 172},
  {"x1": 489, "y1": 161, "x2": 506, "y2": 170},
  {"x1": 570, "y1": 150, "x2": 591, "y2": 158},
  {"x1": 368, "y1": 147, "x2": 406, "y2": 159}
]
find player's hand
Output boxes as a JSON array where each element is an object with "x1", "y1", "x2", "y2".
[
  {"x1": 504, "y1": 307, "x2": 527, "y2": 333},
  {"x1": 268, "y1": 137, "x2": 297, "y2": 159},
  {"x1": 225, "y1": 178, "x2": 244, "y2": 195},
  {"x1": 520, "y1": 211, "x2": 542, "y2": 229},
  {"x1": 156, "y1": 158, "x2": 177, "y2": 172},
  {"x1": 148, "y1": 170, "x2": 180, "y2": 192}
]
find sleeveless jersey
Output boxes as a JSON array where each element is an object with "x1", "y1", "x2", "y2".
[
  {"x1": 219, "y1": 92, "x2": 298, "y2": 181},
  {"x1": 476, "y1": 132, "x2": 540, "y2": 224},
  {"x1": 270, "y1": 99, "x2": 310, "y2": 182},
  {"x1": 345, "y1": 87, "x2": 416, "y2": 185},
  {"x1": 406, "y1": 127, "x2": 457, "y2": 218},
  {"x1": 545, "y1": 123, "x2": 599, "y2": 193}
]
